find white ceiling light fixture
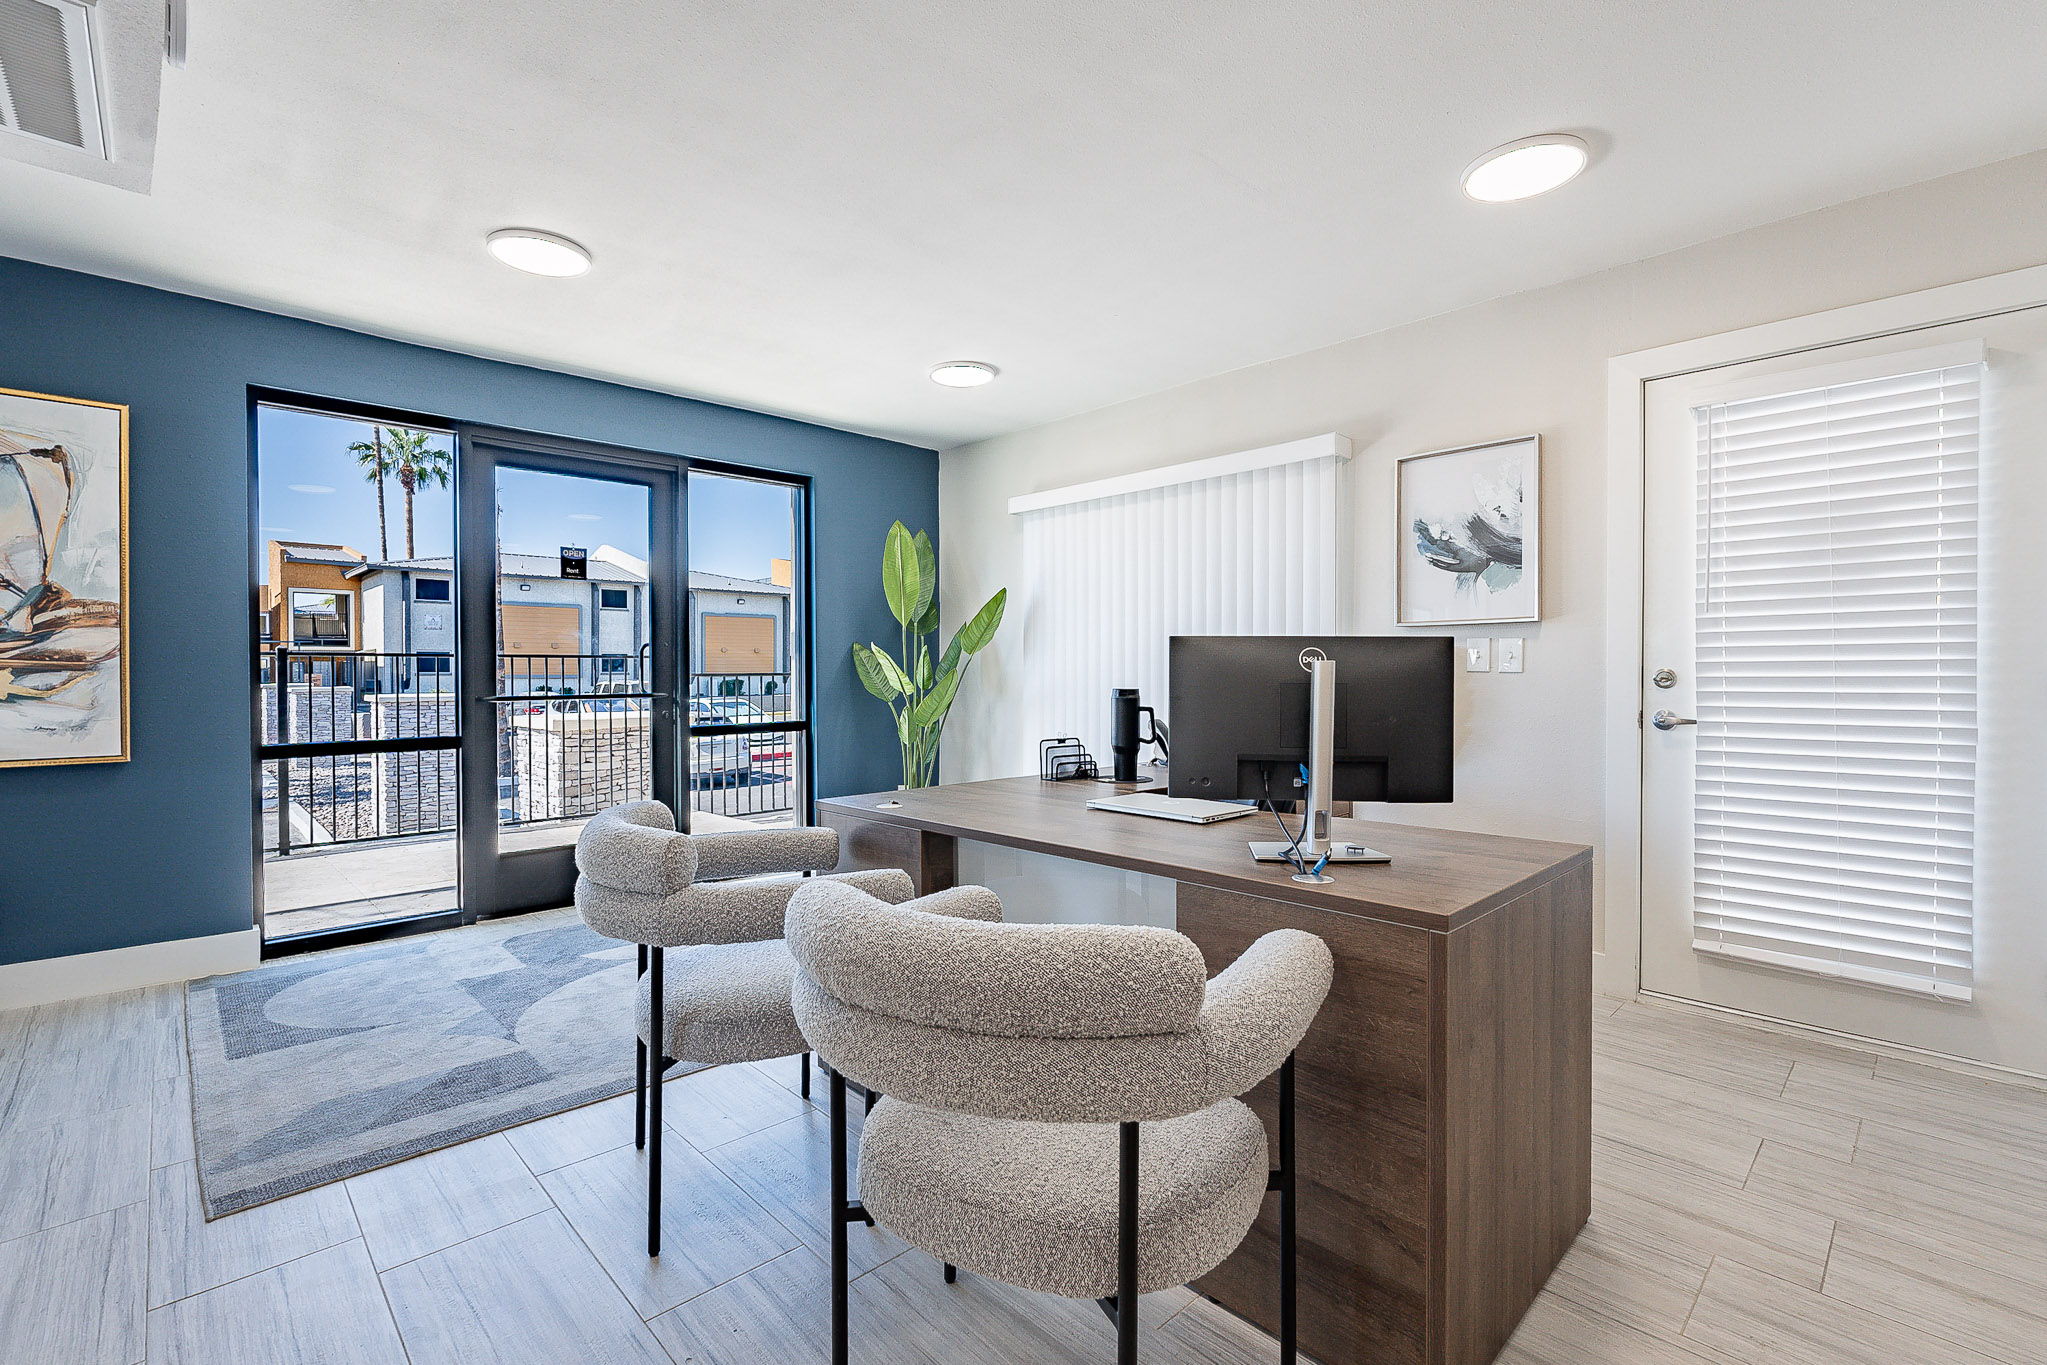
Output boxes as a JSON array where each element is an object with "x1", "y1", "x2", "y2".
[
  {"x1": 1461, "y1": 134, "x2": 1590, "y2": 203},
  {"x1": 486, "y1": 228, "x2": 592, "y2": 277},
  {"x1": 930, "y1": 361, "x2": 998, "y2": 388}
]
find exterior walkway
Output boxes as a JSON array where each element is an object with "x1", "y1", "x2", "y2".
[{"x1": 261, "y1": 807, "x2": 789, "y2": 940}]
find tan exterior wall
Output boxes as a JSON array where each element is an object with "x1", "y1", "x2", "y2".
[{"x1": 262, "y1": 542, "x2": 364, "y2": 645}]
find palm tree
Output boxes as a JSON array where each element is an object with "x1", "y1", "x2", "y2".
[
  {"x1": 347, "y1": 427, "x2": 393, "y2": 560},
  {"x1": 382, "y1": 428, "x2": 454, "y2": 559}
]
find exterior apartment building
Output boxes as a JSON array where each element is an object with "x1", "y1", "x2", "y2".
[
  {"x1": 260, "y1": 541, "x2": 367, "y2": 647},
  {"x1": 257, "y1": 544, "x2": 791, "y2": 688},
  {"x1": 259, "y1": 540, "x2": 794, "y2": 694},
  {"x1": 350, "y1": 547, "x2": 650, "y2": 692}
]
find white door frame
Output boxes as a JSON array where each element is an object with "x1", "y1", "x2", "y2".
[{"x1": 1602, "y1": 261, "x2": 2047, "y2": 1004}]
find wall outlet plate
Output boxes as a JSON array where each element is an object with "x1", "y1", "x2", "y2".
[
  {"x1": 1497, "y1": 637, "x2": 1525, "y2": 673},
  {"x1": 1464, "y1": 638, "x2": 1492, "y2": 673}
]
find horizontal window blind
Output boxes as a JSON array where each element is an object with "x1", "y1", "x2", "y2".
[
  {"x1": 1692, "y1": 362, "x2": 1980, "y2": 1002},
  {"x1": 1014, "y1": 447, "x2": 1345, "y2": 771}
]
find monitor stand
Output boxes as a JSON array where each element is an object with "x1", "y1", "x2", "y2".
[
  {"x1": 1247, "y1": 650, "x2": 1390, "y2": 877},
  {"x1": 1249, "y1": 840, "x2": 1390, "y2": 865}
]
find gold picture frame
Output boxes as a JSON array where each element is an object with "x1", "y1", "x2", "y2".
[{"x1": 0, "y1": 385, "x2": 131, "y2": 767}]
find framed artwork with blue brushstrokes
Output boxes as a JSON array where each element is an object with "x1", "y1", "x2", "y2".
[
  {"x1": 1396, "y1": 434, "x2": 1540, "y2": 625},
  {"x1": 0, "y1": 385, "x2": 130, "y2": 767}
]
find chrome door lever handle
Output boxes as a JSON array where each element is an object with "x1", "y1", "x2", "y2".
[{"x1": 1650, "y1": 710, "x2": 1697, "y2": 730}]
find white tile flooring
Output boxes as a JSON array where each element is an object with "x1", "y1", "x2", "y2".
[{"x1": 4, "y1": 980, "x2": 2047, "y2": 1363}]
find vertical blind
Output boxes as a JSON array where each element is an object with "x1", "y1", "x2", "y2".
[
  {"x1": 1691, "y1": 360, "x2": 1981, "y2": 1002},
  {"x1": 1014, "y1": 449, "x2": 1345, "y2": 769}
]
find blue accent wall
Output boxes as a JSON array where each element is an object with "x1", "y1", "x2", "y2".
[{"x1": 0, "y1": 256, "x2": 937, "y2": 966}]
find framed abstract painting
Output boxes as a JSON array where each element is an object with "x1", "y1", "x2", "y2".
[
  {"x1": 1396, "y1": 434, "x2": 1540, "y2": 626},
  {"x1": 0, "y1": 385, "x2": 130, "y2": 767}
]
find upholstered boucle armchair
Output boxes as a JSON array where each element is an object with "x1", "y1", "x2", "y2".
[
  {"x1": 785, "y1": 875, "x2": 1333, "y2": 1365},
  {"x1": 573, "y1": 800, "x2": 914, "y2": 1257}
]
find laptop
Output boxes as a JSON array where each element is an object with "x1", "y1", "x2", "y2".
[{"x1": 1085, "y1": 791, "x2": 1260, "y2": 824}]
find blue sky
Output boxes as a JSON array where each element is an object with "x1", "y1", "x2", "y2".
[{"x1": 257, "y1": 407, "x2": 794, "y2": 582}]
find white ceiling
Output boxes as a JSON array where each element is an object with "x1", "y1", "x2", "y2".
[{"x1": 3, "y1": 0, "x2": 2045, "y2": 450}]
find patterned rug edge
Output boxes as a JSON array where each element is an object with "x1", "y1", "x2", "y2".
[
  {"x1": 195, "y1": 1071, "x2": 637, "y2": 1219},
  {"x1": 181, "y1": 912, "x2": 669, "y2": 1221}
]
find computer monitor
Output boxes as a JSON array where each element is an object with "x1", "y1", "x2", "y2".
[{"x1": 1167, "y1": 635, "x2": 1454, "y2": 806}]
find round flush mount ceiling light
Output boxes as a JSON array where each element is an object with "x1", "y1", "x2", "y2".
[
  {"x1": 930, "y1": 361, "x2": 999, "y2": 388},
  {"x1": 1461, "y1": 134, "x2": 1590, "y2": 203},
  {"x1": 486, "y1": 228, "x2": 592, "y2": 277}
]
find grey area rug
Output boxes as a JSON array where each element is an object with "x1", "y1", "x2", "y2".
[{"x1": 186, "y1": 909, "x2": 662, "y2": 1218}]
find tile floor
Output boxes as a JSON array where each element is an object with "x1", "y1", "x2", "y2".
[{"x1": 4, "y1": 979, "x2": 2046, "y2": 1363}]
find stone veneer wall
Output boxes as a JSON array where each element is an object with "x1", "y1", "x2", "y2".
[
  {"x1": 259, "y1": 684, "x2": 355, "y2": 745},
  {"x1": 508, "y1": 712, "x2": 652, "y2": 824},
  {"x1": 366, "y1": 695, "x2": 459, "y2": 837}
]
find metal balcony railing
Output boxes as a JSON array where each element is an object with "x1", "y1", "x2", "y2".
[{"x1": 258, "y1": 648, "x2": 803, "y2": 854}]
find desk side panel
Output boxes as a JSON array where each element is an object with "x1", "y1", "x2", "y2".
[
  {"x1": 1440, "y1": 859, "x2": 1594, "y2": 1365},
  {"x1": 1178, "y1": 884, "x2": 1434, "y2": 1365},
  {"x1": 821, "y1": 809, "x2": 956, "y2": 895}
]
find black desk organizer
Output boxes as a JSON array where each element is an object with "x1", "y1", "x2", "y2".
[{"x1": 1038, "y1": 736, "x2": 1099, "y2": 781}]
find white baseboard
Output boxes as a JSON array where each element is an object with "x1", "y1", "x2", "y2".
[
  {"x1": 0, "y1": 928, "x2": 261, "y2": 1010},
  {"x1": 1591, "y1": 947, "x2": 1635, "y2": 1001},
  {"x1": 1630, "y1": 988, "x2": 2047, "y2": 1092}
]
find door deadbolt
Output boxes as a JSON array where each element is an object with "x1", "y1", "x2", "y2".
[{"x1": 1651, "y1": 668, "x2": 1678, "y2": 689}]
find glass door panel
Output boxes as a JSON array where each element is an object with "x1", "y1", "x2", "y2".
[
  {"x1": 459, "y1": 441, "x2": 681, "y2": 917},
  {"x1": 493, "y1": 467, "x2": 655, "y2": 852},
  {"x1": 686, "y1": 470, "x2": 806, "y2": 830}
]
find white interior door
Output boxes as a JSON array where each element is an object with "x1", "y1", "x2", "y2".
[{"x1": 1640, "y1": 307, "x2": 2047, "y2": 1076}]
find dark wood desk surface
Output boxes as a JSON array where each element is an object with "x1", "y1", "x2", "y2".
[{"x1": 818, "y1": 776, "x2": 1590, "y2": 932}]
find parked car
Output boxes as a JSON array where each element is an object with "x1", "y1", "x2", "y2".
[
  {"x1": 547, "y1": 695, "x2": 645, "y2": 717},
  {"x1": 688, "y1": 703, "x2": 755, "y2": 786},
  {"x1": 696, "y1": 697, "x2": 794, "y2": 761},
  {"x1": 698, "y1": 697, "x2": 789, "y2": 722}
]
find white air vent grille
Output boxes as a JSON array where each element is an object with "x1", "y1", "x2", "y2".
[{"x1": 0, "y1": 0, "x2": 106, "y2": 158}]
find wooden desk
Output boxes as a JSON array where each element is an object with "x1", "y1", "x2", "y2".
[{"x1": 818, "y1": 777, "x2": 1592, "y2": 1365}]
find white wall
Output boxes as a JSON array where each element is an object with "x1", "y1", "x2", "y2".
[{"x1": 938, "y1": 150, "x2": 2047, "y2": 987}]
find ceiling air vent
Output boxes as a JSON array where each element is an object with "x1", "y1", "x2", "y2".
[{"x1": 0, "y1": 0, "x2": 107, "y2": 159}]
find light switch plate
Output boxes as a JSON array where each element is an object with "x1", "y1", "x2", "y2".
[
  {"x1": 1497, "y1": 637, "x2": 1525, "y2": 673},
  {"x1": 1464, "y1": 638, "x2": 1492, "y2": 673}
]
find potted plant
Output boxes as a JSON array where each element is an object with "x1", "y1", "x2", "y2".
[{"x1": 851, "y1": 522, "x2": 1005, "y2": 789}]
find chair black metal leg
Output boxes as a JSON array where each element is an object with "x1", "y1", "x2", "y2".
[
  {"x1": 831, "y1": 1070, "x2": 850, "y2": 1365},
  {"x1": 634, "y1": 945, "x2": 648, "y2": 1151},
  {"x1": 943, "y1": 1262, "x2": 957, "y2": 1284},
  {"x1": 647, "y1": 946, "x2": 664, "y2": 1258},
  {"x1": 1117, "y1": 1120, "x2": 1139, "y2": 1365},
  {"x1": 1279, "y1": 1052, "x2": 1297, "y2": 1365},
  {"x1": 801, "y1": 1050, "x2": 812, "y2": 1099}
]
